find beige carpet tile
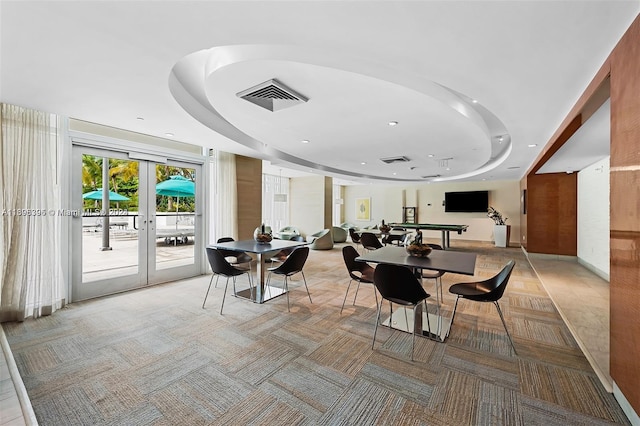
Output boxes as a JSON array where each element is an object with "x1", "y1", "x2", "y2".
[
  {"x1": 209, "y1": 389, "x2": 305, "y2": 426},
  {"x1": 307, "y1": 330, "x2": 373, "y2": 377},
  {"x1": 442, "y1": 345, "x2": 519, "y2": 390},
  {"x1": 518, "y1": 359, "x2": 624, "y2": 421}
]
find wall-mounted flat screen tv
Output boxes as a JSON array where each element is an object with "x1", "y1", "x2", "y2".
[{"x1": 445, "y1": 190, "x2": 489, "y2": 213}]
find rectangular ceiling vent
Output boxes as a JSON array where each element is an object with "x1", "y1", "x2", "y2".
[
  {"x1": 380, "y1": 156, "x2": 410, "y2": 164},
  {"x1": 237, "y1": 79, "x2": 308, "y2": 112},
  {"x1": 421, "y1": 174, "x2": 441, "y2": 179}
]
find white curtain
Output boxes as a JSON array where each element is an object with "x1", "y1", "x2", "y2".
[
  {"x1": 0, "y1": 103, "x2": 65, "y2": 321},
  {"x1": 212, "y1": 151, "x2": 237, "y2": 242},
  {"x1": 262, "y1": 173, "x2": 290, "y2": 232}
]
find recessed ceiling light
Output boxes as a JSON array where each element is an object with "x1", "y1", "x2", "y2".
[
  {"x1": 446, "y1": 167, "x2": 450, "y2": 171},
  {"x1": 165, "y1": 132, "x2": 174, "y2": 137},
  {"x1": 527, "y1": 144, "x2": 537, "y2": 148},
  {"x1": 301, "y1": 140, "x2": 309, "y2": 144},
  {"x1": 392, "y1": 172, "x2": 397, "y2": 176},
  {"x1": 428, "y1": 154, "x2": 434, "y2": 158},
  {"x1": 388, "y1": 121, "x2": 398, "y2": 126},
  {"x1": 471, "y1": 99, "x2": 478, "y2": 104},
  {"x1": 498, "y1": 136, "x2": 504, "y2": 142},
  {"x1": 361, "y1": 162, "x2": 366, "y2": 165}
]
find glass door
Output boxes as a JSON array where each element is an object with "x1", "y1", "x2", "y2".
[{"x1": 72, "y1": 146, "x2": 202, "y2": 301}]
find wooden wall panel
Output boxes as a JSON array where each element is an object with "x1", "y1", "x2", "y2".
[
  {"x1": 609, "y1": 13, "x2": 640, "y2": 415},
  {"x1": 235, "y1": 155, "x2": 262, "y2": 240},
  {"x1": 520, "y1": 179, "x2": 527, "y2": 250},
  {"x1": 526, "y1": 173, "x2": 577, "y2": 255}
]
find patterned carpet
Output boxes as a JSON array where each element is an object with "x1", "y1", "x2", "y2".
[{"x1": 3, "y1": 241, "x2": 629, "y2": 425}]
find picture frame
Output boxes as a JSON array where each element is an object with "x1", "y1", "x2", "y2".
[{"x1": 355, "y1": 197, "x2": 371, "y2": 221}]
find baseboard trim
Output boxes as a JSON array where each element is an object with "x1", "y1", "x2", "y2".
[
  {"x1": 613, "y1": 381, "x2": 640, "y2": 426},
  {"x1": 0, "y1": 326, "x2": 38, "y2": 425}
]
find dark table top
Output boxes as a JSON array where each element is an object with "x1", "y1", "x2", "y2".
[
  {"x1": 208, "y1": 239, "x2": 307, "y2": 254},
  {"x1": 356, "y1": 246, "x2": 476, "y2": 275}
]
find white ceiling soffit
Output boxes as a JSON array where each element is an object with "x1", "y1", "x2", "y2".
[
  {"x1": 536, "y1": 99, "x2": 610, "y2": 174},
  {"x1": 169, "y1": 44, "x2": 511, "y2": 183}
]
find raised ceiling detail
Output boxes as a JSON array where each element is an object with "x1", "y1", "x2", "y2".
[{"x1": 237, "y1": 79, "x2": 308, "y2": 112}]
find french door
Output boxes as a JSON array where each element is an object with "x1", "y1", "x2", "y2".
[{"x1": 71, "y1": 145, "x2": 203, "y2": 301}]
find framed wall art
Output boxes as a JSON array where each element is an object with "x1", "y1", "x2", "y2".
[{"x1": 355, "y1": 197, "x2": 371, "y2": 221}]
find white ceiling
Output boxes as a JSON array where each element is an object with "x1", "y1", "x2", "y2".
[{"x1": 1, "y1": 1, "x2": 638, "y2": 184}]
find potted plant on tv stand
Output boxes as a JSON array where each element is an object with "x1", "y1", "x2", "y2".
[{"x1": 487, "y1": 206, "x2": 510, "y2": 247}]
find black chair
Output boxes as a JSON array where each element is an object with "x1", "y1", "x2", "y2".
[
  {"x1": 349, "y1": 228, "x2": 361, "y2": 248},
  {"x1": 216, "y1": 237, "x2": 253, "y2": 287},
  {"x1": 421, "y1": 244, "x2": 445, "y2": 302},
  {"x1": 341, "y1": 246, "x2": 378, "y2": 314},
  {"x1": 267, "y1": 246, "x2": 312, "y2": 312},
  {"x1": 382, "y1": 227, "x2": 406, "y2": 246},
  {"x1": 372, "y1": 264, "x2": 431, "y2": 361},
  {"x1": 270, "y1": 235, "x2": 305, "y2": 264},
  {"x1": 448, "y1": 260, "x2": 517, "y2": 354},
  {"x1": 360, "y1": 232, "x2": 383, "y2": 251},
  {"x1": 203, "y1": 248, "x2": 254, "y2": 314}
]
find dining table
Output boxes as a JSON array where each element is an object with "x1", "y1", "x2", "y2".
[
  {"x1": 207, "y1": 239, "x2": 308, "y2": 303},
  {"x1": 356, "y1": 245, "x2": 477, "y2": 341}
]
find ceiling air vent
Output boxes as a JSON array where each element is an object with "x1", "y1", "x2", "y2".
[
  {"x1": 237, "y1": 79, "x2": 308, "y2": 112},
  {"x1": 380, "y1": 156, "x2": 410, "y2": 164},
  {"x1": 421, "y1": 174, "x2": 441, "y2": 179}
]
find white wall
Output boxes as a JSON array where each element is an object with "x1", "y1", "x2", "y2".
[
  {"x1": 344, "y1": 180, "x2": 520, "y2": 245},
  {"x1": 577, "y1": 157, "x2": 610, "y2": 279},
  {"x1": 290, "y1": 176, "x2": 330, "y2": 237}
]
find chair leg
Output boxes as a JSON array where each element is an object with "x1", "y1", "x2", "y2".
[
  {"x1": 411, "y1": 304, "x2": 418, "y2": 361},
  {"x1": 353, "y1": 281, "x2": 361, "y2": 305},
  {"x1": 372, "y1": 297, "x2": 383, "y2": 349},
  {"x1": 220, "y1": 277, "x2": 230, "y2": 315},
  {"x1": 341, "y1": 279, "x2": 353, "y2": 314},
  {"x1": 447, "y1": 295, "x2": 461, "y2": 338},
  {"x1": 301, "y1": 271, "x2": 312, "y2": 303},
  {"x1": 247, "y1": 272, "x2": 254, "y2": 300},
  {"x1": 284, "y1": 276, "x2": 290, "y2": 312},
  {"x1": 494, "y1": 301, "x2": 517, "y2": 355},
  {"x1": 373, "y1": 286, "x2": 379, "y2": 311},
  {"x1": 202, "y1": 274, "x2": 215, "y2": 309}
]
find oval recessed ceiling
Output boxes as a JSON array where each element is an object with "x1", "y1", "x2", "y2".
[{"x1": 169, "y1": 44, "x2": 511, "y2": 182}]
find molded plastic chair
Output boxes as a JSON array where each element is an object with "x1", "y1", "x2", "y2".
[
  {"x1": 270, "y1": 235, "x2": 305, "y2": 264},
  {"x1": 360, "y1": 232, "x2": 383, "y2": 251},
  {"x1": 448, "y1": 259, "x2": 517, "y2": 354},
  {"x1": 215, "y1": 237, "x2": 253, "y2": 287},
  {"x1": 307, "y1": 229, "x2": 333, "y2": 250},
  {"x1": 267, "y1": 246, "x2": 312, "y2": 312},
  {"x1": 373, "y1": 264, "x2": 431, "y2": 361},
  {"x1": 274, "y1": 226, "x2": 300, "y2": 240},
  {"x1": 332, "y1": 226, "x2": 348, "y2": 243},
  {"x1": 349, "y1": 228, "x2": 362, "y2": 248},
  {"x1": 341, "y1": 246, "x2": 378, "y2": 314},
  {"x1": 421, "y1": 244, "x2": 445, "y2": 302},
  {"x1": 203, "y1": 248, "x2": 254, "y2": 314}
]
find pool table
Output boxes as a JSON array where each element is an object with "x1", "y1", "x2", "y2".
[{"x1": 388, "y1": 223, "x2": 469, "y2": 249}]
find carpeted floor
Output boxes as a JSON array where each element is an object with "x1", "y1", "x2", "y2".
[{"x1": 3, "y1": 241, "x2": 629, "y2": 425}]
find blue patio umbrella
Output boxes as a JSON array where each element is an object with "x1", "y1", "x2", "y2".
[
  {"x1": 155, "y1": 175, "x2": 195, "y2": 198},
  {"x1": 156, "y1": 175, "x2": 195, "y2": 218},
  {"x1": 82, "y1": 188, "x2": 130, "y2": 201}
]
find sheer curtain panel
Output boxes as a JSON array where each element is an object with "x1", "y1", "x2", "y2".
[
  {"x1": 0, "y1": 103, "x2": 65, "y2": 321},
  {"x1": 213, "y1": 151, "x2": 238, "y2": 242}
]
